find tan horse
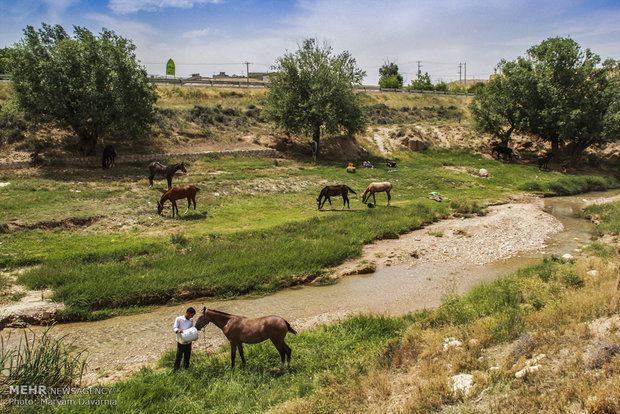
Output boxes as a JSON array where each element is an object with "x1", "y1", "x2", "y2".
[
  {"x1": 361, "y1": 182, "x2": 392, "y2": 206},
  {"x1": 157, "y1": 185, "x2": 199, "y2": 217},
  {"x1": 195, "y1": 308, "x2": 297, "y2": 370}
]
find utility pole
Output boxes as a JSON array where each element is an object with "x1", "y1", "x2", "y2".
[
  {"x1": 464, "y1": 62, "x2": 467, "y2": 89},
  {"x1": 416, "y1": 60, "x2": 422, "y2": 79},
  {"x1": 458, "y1": 63, "x2": 462, "y2": 87},
  {"x1": 243, "y1": 61, "x2": 252, "y2": 86}
]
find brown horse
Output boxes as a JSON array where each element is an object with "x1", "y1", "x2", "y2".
[
  {"x1": 157, "y1": 185, "x2": 199, "y2": 217},
  {"x1": 361, "y1": 182, "x2": 392, "y2": 206},
  {"x1": 317, "y1": 185, "x2": 357, "y2": 210},
  {"x1": 148, "y1": 161, "x2": 187, "y2": 189},
  {"x1": 195, "y1": 307, "x2": 297, "y2": 370}
]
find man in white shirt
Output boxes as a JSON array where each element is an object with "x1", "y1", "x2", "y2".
[{"x1": 173, "y1": 307, "x2": 196, "y2": 371}]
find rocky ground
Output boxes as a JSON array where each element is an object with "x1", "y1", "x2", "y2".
[{"x1": 332, "y1": 196, "x2": 563, "y2": 278}]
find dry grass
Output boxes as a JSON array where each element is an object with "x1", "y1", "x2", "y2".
[{"x1": 268, "y1": 250, "x2": 620, "y2": 413}]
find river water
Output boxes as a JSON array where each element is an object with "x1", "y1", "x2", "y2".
[{"x1": 1, "y1": 190, "x2": 617, "y2": 382}]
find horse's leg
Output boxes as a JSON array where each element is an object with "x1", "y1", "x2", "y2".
[
  {"x1": 327, "y1": 196, "x2": 332, "y2": 209},
  {"x1": 270, "y1": 338, "x2": 286, "y2": 372},
  {"x1": 343, "y1": 195, "x2": 348, "y2": 209},
  {"x1": 192, "y1": 196, "x2": 196, "y2": 212},
  {"x1": 230, "y1": 342, "x2": 237, "y2": 368},
  {"x1": 167, "y1": 176, "x2": 172, "y2": 190},
  {"x1": 172, "y1": 200, "x2": 178, "y2": 217},
  {"x1": 238, "y1": 343, "x2": 247, "y2": 366},
  {"x1": 184, "y1": 197, "x2": 190, "y2": 215},
  {"x1": 372, "y1": 192, "x2": 376, "y2": 204},
  {"x1": 149, "y1": 174, "x2": 154, "y2": 187},
  {"x1": 387, "y1": 190, "x2": 391, "y2": 206},
  {"x1": 284, "y1": 343, "x2": 292, "y2": 367}
]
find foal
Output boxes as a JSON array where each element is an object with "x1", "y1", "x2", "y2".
[
  {"x1": 317, "y1": 185, "x2": 357, "y2": 210},
  {"x1": 148, "y1": 161, "x2": 187, "y2": 189},
  {"x1": 361, "y1": 182, "x2": 393, "y2": 206},
  {"x1": 157, "y1": 185, "x2": 199, "y2": 217},
  {"x1": 195, "y1": 307, "x2": 297, "y2": 370}
]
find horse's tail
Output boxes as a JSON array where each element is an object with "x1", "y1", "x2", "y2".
[
  {"x1": 346, "y1": 186, "x2": 357, "y2": 195},
  {"x1": 285, "y1": 320, "x2": 297, "y2": 335}
]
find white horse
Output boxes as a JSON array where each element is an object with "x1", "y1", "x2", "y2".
[{"x1": 361, "y1": 182, "x2": 392, "y2": 206}]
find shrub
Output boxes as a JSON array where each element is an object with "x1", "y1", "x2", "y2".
[{"x1": 0, "y1": 329, "x2": 87, "y2": 393}]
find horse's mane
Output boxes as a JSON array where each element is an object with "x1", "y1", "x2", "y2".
[{"x1": 208, "y1": 309, "x2": 233, "y2": 317}]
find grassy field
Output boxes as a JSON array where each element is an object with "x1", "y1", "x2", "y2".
[
  {"x1": 51, "y1": 245, "x2": 619, "y2": 413},
  {"x1": 0, "y1": 150, "x2": 617, "y2": 320}
]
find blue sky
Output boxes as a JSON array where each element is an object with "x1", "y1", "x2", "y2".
[{"x1": 1, "y1": 0, "x2": 619, "y2": 84}]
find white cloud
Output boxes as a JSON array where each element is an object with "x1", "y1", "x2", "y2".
[
  {"x1": 182, "y1": 27, "x2": 216, "y2": 39},
  {"x1": 42, "y1": 0, "x2": 79, "y2": 23},
  {"x1": 109, "y1": 0, "x2": 222, "y2": 14}
]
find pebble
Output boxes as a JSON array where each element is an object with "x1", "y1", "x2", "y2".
[{"x1": 562, "y1": 253, "x2": 574, "y2": 260}]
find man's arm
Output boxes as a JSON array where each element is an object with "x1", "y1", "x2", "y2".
[{"x1": 173, "y1": 317, "x2": 182, "y2": 333}]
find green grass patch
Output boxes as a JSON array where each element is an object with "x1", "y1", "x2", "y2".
[
  {"x1": 1, "y1": 151, "x2": 617, "y2": 317},
  {"x1": 584, "y1": 199, "x2": 620, "y2": 235}
]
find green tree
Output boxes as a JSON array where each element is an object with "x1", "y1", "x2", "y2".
[
  {"x1": 9, "y1": 24, "x2": 157, "y2": 154},
  {"x1": 467, "y1": 81, "x2": 486, "y2": 95},
  {"x1": 0, "y1": 47, "x2": 17, "y2": 74},
  {"x1": 378, "y1": 61, "x2": 403, "y2": 89},
  {"x1": 264, "y1": 39, "x2": 366, "y2": 159},
  {"x1": 469, "y1": 61, "x2": 533, "y2": 146},
  {"x1": 407, "y1": 72, "x2": 433, "y2": 90},
  {"x1": 524, "y1": 37, "x2": 618, "y2": 161},
  {"x1": 434, "y1": 81, "x2": 449, "y2": 91}
]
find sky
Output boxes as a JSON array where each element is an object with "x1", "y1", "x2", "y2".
[{"x1": 1, "y1": 0, "x2": 619, "y2": 85}]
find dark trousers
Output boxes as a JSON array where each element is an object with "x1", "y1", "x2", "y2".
[{"x1": 174, "y1": 342, "x2": 192, "y2": 370}]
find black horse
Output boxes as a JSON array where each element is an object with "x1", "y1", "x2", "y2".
[
  {"x1": 102, "y1": 145, "x2": 116, "y2": 169},
  {"x1": 491, "y1": 145, "x2": 513, "y2": 161},
  {"x1": 148, "y1": 161, "x2": 187, "y2": 189},
  {"x1": 317, "y1": 185, "x2": 356, "y2": 210},
  {"x1": 538, "y1": 153, "x2": 553, "y2": 170}
]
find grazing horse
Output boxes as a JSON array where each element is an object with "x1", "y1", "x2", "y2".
[
  {"x1": 491, "y1": 145, "x2": 513, "y2": 161},
  {"x1": 102, "y1": 145, "x2": 116, "y2": 169},
  {"x1": 317, "y1": 185, "x2": 357, "y2": 210},
  {"x1": 195, "y1": 307, "x2": 297, "y2": 370},
  {"x1": 148, "y1": 161, "x2": 187, "y2": 189},
  {"x1": 157, "y1": 185, "x2": 199, "y2": 217},
  {"x1": 538, "y1": 153, "x2": 553, "y2": 170},
  {"x1": 361, "y1": 182, "x2": 392, "y2": 206}
]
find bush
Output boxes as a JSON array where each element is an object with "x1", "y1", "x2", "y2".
[{"x1": 450, "y1": 197, "x2": 487, "y2": 216}]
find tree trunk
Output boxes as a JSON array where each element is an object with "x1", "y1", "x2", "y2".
[
  {"x1": 551, "y1": 138, "x2": 559, "y2": 156},
  {"x1": 312, "y1": 124, "x2": 321, "y2": 161},
  {"x1": 78, "y1": 133, "x2": 97, "y2": 155}
]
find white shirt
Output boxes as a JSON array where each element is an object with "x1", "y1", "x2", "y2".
[{"x1": 173, "y1": 315, "x2": 194, "y2": 343}]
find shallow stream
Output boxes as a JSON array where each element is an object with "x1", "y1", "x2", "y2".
[{"x1": 2, "y1": 190, "x2": 617, "y2": 381}]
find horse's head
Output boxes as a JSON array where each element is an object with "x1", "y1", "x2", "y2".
[
  {"x1": 180, "y1": 163, "x2": 187, "y2": 173},
  {"x1": 195, "y1": 306, "x2": 210, "y2": 330},
  {"x1": 157, "y1": 200, "x2": 164, "y2": 215}
]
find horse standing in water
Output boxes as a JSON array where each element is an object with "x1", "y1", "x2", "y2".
[
  {"x1": 157, "y1": 185, "x2": 199, "y2": 217},
  {"x1": 102, "y1": 145, "x2": 116, "y2": 169},
  {"x1": 317, "y1": 185, "x2": 357, "y2": 210},
  {"x1": 361, "y1": 182, "x2": 393, "y2": 206},
  {"x1": 148, "y1": 161, "x2": 187, "y2": 189},
  {"x1": 195, "y1": 307, "x2": 297, "y2": 370}
]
